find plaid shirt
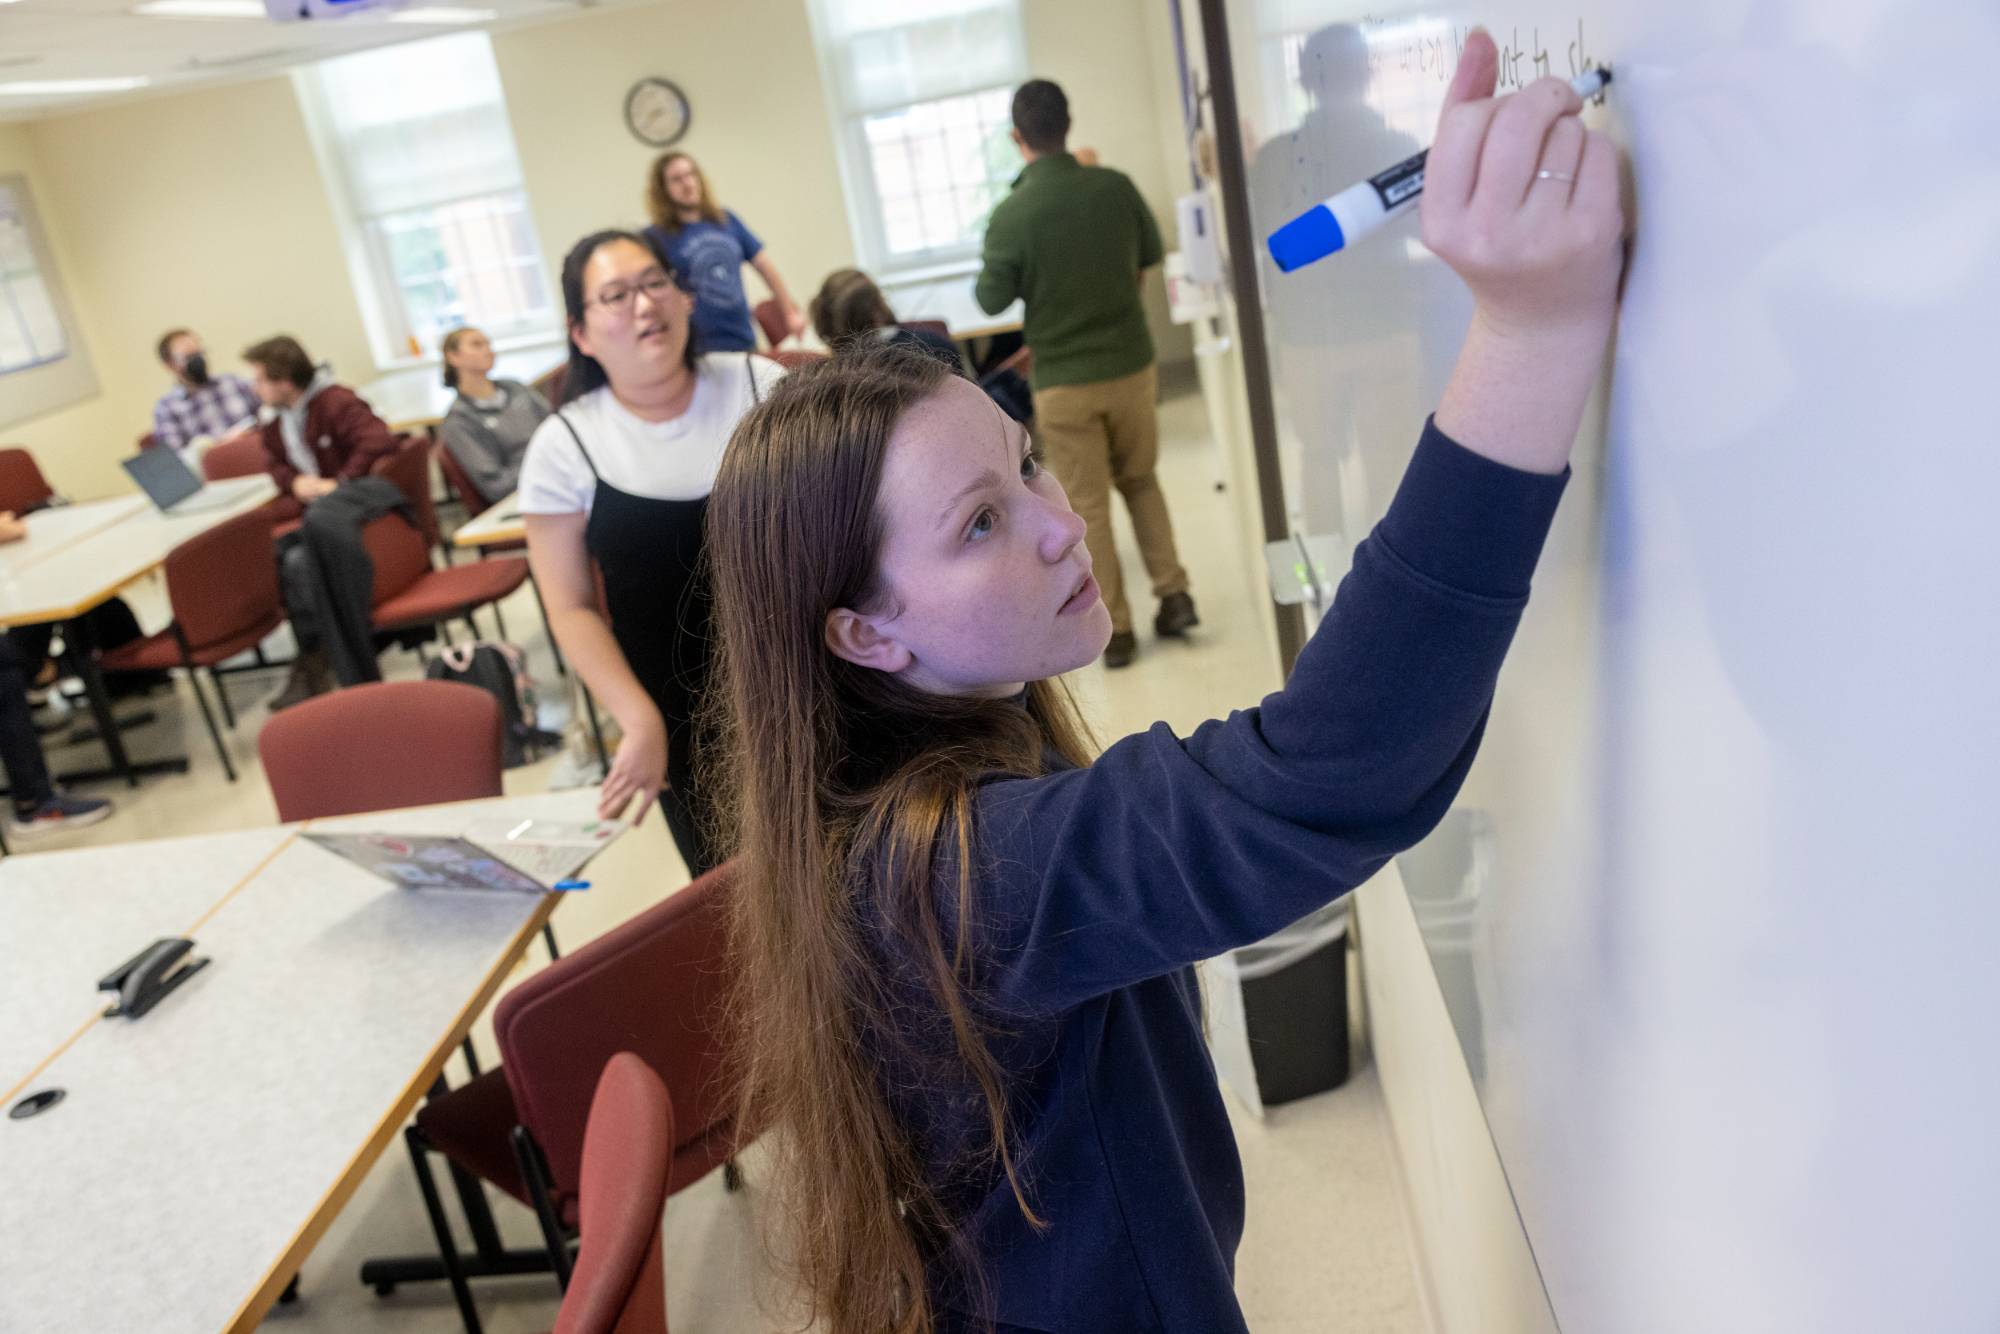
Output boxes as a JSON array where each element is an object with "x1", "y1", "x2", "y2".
[{"x1": 150, "y1": 374, "x2": 261, "y2": 454}]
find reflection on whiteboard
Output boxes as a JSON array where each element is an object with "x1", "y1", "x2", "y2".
[{"x1": 0, "y1": 181, "x2": 69, "y2": 378}]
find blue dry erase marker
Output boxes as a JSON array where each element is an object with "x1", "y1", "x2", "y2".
[
  {"x1": 1266, "y1": 66, "x2": 1611, "y2": 273},
  {"x1": 552, "y1": 879, "x2": 591, "y2": 892}
]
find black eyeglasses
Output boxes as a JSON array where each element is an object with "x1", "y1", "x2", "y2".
[{"x1": 587, "y1": 271, "x2": 681, "y2": 314}]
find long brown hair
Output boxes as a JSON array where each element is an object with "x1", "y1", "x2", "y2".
[
  {"x1": 705, "y1": 345, "x2": 1095, "y2": 1334},
  {"x1": 645, "y1": 149, "x2": 725, "y2": 234}
]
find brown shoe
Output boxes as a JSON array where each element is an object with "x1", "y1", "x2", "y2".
[
  {"x1": 1155, "y1": 592, "x2": 1200, "y2": 638},
  {"x1": 267, "y1": 649, "x2": 334, "y2": 712},
  {"x1": 1103, "y1": 632, "x2": 1138, "y2": 669}
]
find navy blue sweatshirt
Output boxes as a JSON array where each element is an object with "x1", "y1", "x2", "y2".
[{"x1": 875, "y1": 419, "x2": 1568, "y2": 1333}]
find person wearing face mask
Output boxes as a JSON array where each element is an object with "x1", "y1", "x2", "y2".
[
  {"x1": 150, "y1": 329, "x2": 260, "y2": 457},
  {"x1": 520, "y1": 230, "x2": 784, "y2": 876}
]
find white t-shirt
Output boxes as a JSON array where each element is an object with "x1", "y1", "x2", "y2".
[{"x1": 517, "y1": 353, "x2": 785, "y2": 516}]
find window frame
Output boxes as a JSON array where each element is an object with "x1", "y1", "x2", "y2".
[
  {"x1": 0, "y1": 174, "x2": 97, "y2": 431},
  {"x1": 807, "y1": 0, "x2": 1029, "y2": 276},
  {"x1": 293, "y1": 32, "x2": 553, "y2": 367}
]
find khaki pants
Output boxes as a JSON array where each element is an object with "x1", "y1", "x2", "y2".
[{"x1": 1036, "y1": 364, "x2": 1189, "y2": 635}]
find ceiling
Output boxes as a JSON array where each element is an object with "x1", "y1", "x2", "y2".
[{"x1": 0, "y1": 0, "x2": 642, "y2": 121}]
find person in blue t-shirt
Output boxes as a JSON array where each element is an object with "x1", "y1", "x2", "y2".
[{"x1": 642, "y1": 151, "x2": 806, "y2": 354}]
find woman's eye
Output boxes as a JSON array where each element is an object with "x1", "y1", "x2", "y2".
[
  {"x1": 967, "y1": 508, "x2": 995, "y2": 542},
  {"x1": 1020, "y1": 449, "x2": 1042, "y2": 481}
]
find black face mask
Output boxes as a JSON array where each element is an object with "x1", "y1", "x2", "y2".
[{"x1": 182, "y1": 352, "x2": 211, "y2": 387}]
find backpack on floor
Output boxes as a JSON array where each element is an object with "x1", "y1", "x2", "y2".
[{"x1": 424, "y1": 641, "x2": 550, "y2": 769}]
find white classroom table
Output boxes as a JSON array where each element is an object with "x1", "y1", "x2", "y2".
[
  {"x1": 0, "y1": 787, "x2": 624, "y2": 1334},
  {"x1": 357, "y1": 340, "x2": 569, "y2": 434},
  {"x1": 879, "y1": 269, "x2": 1025, "y2": 342},
  {"x1": 452, "y1": 489, "x2": 524, "y2": 551},
  {"x1": 0, "y1": 475, "x2": 279, "y2": 786}
]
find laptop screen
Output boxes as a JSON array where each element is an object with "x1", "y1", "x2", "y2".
[{"x1": 122, "y1": 446, "x2": 204, "y2": 512}]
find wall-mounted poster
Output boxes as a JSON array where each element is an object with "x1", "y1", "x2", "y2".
[{"x1": 0, "y1": 175, "x2": 96, "y2": 429}]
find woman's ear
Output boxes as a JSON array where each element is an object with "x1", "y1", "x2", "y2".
[
  {"x1": 825, "y1": 607, "x2": 912, "y2": 674},
  {"x1": 570, "y1": 320, "x2": 594, "y2": 362}
]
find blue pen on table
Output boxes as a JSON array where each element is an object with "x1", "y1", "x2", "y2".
[
  {"x1": 1266, "y1": 66, "x2": 1611, "y2": 273},
  {"x1": 552, "y1": 879, "x2": 591, "y2": 892}
]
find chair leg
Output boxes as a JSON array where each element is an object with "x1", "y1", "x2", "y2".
[
  {"x1": 725, "y1": 1160, "x2": 744, "y2": 1192},
  {"x1": 460, "y1": 1036, "x2": 481, "y2": 1078},
  {"x1": 210, "y1": 667, "x2": 236, "y2": 730},
  {"x1": 404, "y1": 1127, "x2": 485, "y2": 1334},
  {"x1": 510, "y1": 1127, "x2": 575, "y2": 1290},
  {"x1": 491, "y1": 600, "x2": 508, "y2": 641},
  {"x1": 542, "y1": 923, "x2": 560, "y2": 961},
  {"x1": 582, "y1": 685, "x2": 609, "y2": 773},
  {"x1": 465, "y1": 615, "x2": 481, "y2": 643},
  {"x1": 440, "y1": 621, "x2": 454, "y2": 648},
  {"x1": 186, "y1": 666, "x2": 236, "y2": 784}
]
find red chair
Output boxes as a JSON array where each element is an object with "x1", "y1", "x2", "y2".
[
  {"x1": 138, "y1": 431, "x2": 161, "y2": 451},
  {"x1": 434, "y1": 435, "x2": 498, "y2": 516},
  {"x1": 903, "y1": 318, "x2": 951, "y2": 339},
  {"x1": 0, "y1": 447, "x2": 54, "y2": 513},
  {"x1": 751, "y1": 297, "x2": 789, "y2": 349},
  {"x1": 532, "y1": 364, "x2": 567, "y2": 406},
  {"x1": 982, "y1": 344, "x2": 1034, "y2": 386},
  {"x1": 202, "y1": 431, "x2": 304, "y2": 534},
  {"x1": 258, "y1": 679, "x2": 503, "y2": 820},
  {"x1": 372, "y1": 433, "x2": 445, "y2": 553},
  {"x1": 99, "y1": 510, "x2": 285, "y2": 783},
  {"x1": 763, "y1": 347, "x2": 826, "y2": 371},
  {"x1": 384, "y1": 864, "x2": 744, "y2": 1331},
  {"x1": 200, "y1": 432, "x2": 267, "y2": 481},
  {"x1": 552, "y1": 1054, "x2": 673, "y2": 1334},
  {"x1": 363, "y1": 511, "x2": 532, "y2": 650}
]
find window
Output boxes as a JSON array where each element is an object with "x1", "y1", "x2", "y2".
[
  {"x1": 808, "y1": 0, "x2": 1028, "y2": 271},
  {"x1": 0, "y1": 181, "x2": 68, "y2": 377},
  {"x1": 0, "y1": 175, "x2": 96, "y2": 430},
  {"x1": 297, "y1": 32, "x2": 551, "y2": 361}
]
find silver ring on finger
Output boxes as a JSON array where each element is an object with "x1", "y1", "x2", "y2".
[{"x1": 1534, "y1": 169, "x2": 1575, "y2": 183}]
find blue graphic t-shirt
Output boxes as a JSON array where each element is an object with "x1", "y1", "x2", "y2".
[{"x1": 645, "y1": 211, "x2": 764, "y2": 353}]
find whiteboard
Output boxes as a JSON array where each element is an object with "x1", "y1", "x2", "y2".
[{"x1": 1226, "y1": 1, "x2": 2000, "y2": 1329}]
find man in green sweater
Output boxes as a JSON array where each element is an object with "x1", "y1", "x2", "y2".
[{"x1": 976, "y1": 78, "x2": 1197, "y2": 669}]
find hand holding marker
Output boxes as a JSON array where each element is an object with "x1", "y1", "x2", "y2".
[{"x1": 1267, "y1": 63, "x2": 1612, "y2": 271}]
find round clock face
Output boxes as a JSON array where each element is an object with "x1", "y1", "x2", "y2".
[{"x1": 625, "y1": 78, "x2": 690, "y2": 149}]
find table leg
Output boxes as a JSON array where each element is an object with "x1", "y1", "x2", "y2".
[{"x1": 64, "y1": 616, "x2": 136, "y2": 789}]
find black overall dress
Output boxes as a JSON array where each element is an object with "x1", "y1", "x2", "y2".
[{"x1": 553, "y1": 363, "x2": 757, "y2": 875}]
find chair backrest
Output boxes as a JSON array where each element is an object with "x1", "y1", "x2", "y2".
[
  {"x1": 0, "y1": 447, "x2": 54, "y2": 513},
  {"x1": 138, "y1": 432, "x2": 161, "y2": 452},
  {"x1": 201, "y1": 433, "x2": 266, "y2": 482},
  {"x1": 750, "y1": 298, "x2": 788, "y2": 349},
  {"x1": 370, "y1": 433, "x2": 440, "y2": 548},
  {"x1": 532, "y1": 364, "x2": 567, "y2": 406},
  {"x1": 495, "y1": 863, "x2": 737, "y2": 1211},
  {"x1": 258, "y1": 679, "x2": 503, "y2": 821},
  {"x1": 360, "y1": 511, "x2": 434, "y2": 606},
  {"x1": 432, "y1": 436, "x2": 493, "y2": 514},
  {"x1": 903, "y1": 318, "x2": 951, "y2": 338},
  {"x1": 980, "y1": 344, "x2": 1034, "y2": 386},
  {"x1": 163, "y1": 509, "x2": 281, "y2": 651},
  {"x1": 554, "y1": 1054, "x2": 673, "y2": 1334},
  {"x1": 763, "y1": 348, "x2": 826, "y2": 371}
]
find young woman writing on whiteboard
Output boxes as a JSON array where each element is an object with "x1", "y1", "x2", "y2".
[{"x1": 707, "y1": 30, "x2": 1623, "y2": 1334}]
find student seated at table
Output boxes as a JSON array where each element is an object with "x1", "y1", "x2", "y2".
[
  {"x1": 151, "y1": 328, "x2": 260, "y2": 457},
  {"x1": 809, "y1": 269, "x2": 964, "y2": 369},
  {"x1": 437, "y1": 326, "x2": 551, "y2": 507},
  {"x1": 809, "y1": 268, "x2": 1032, "y2": 424},
  {"x1": 0, "y1": 513, "x2": 114, "y2": 839},
  {"x1": 243, "y1": 335, "x2": 398, "y2": 711}
]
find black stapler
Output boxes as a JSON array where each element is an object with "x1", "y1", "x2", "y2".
[{"x1": 98, "y1": 937, "x2": 209, "y2": 1019}]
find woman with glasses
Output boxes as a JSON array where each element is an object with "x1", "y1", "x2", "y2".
[{"x1": 520, "y1": 230, "x2": 783, "y2": 875}]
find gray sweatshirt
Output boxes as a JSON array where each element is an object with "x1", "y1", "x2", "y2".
[{"x1": 438, "y1": 379, "x2": 550, "y2": 505}]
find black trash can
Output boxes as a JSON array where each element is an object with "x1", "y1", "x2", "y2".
[{"x1": 1233, "y1": 907, "x2": 1351, "y2": 1107}]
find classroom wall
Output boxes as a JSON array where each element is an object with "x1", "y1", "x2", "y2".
[{"x1": 2, "y1": 0, "x2": 1192, "y2": 503}]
